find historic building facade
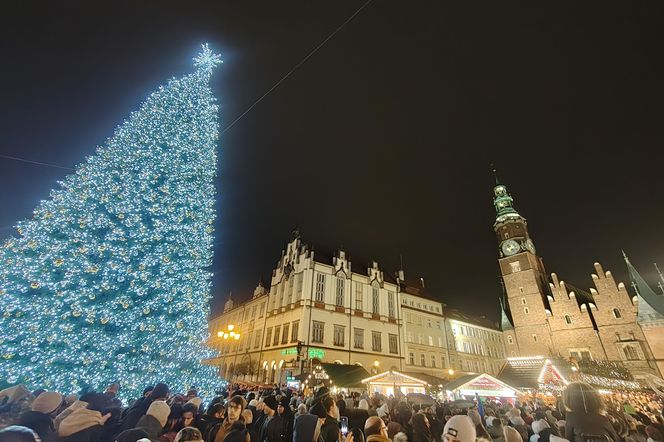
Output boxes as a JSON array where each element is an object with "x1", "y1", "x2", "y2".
[
  {"x1": 494, "y1": 179, "x2": 661, "y2": 378},
  {"x1": 207, "y1": 230, "x2": 507, "y2": 384}
]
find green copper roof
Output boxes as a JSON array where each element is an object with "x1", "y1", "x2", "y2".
[
  {"x1": 493, "y1": 182, "x2": 522, "y2": 223},
  {"x1": 623, "y1": 251, "x2": 664, "y2": 322}
]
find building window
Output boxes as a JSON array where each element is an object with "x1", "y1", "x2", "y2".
[
  {"x1": 273, "y1": 326, "x2": 281, "y2": 346},
  {"x1": 388, "y1": 291, "x2": 395, "y2": 317},
  {"x1": 312, "y1": 321, "x2": 324, "y2": 343},
  {"x1": 431, "y1": 355, "x2": 436, "y2": 368},
  {"x1": 291, "y1": 321, "x2": 299, "y2": 343},
  {"x1": 510, "y1": 261, "x2": 521, "y2": 273},
  {"x1": 532, "y1": 334, "x2": 538, "y2": 342},
  {"x1": 287, "y1": 276, "x2": 294, "y2": 305},
  {"x1": 564, "y1": 315, "x2": 572, "y2": 324},
  {"x1": 354, "y1": 328, "x2": 364, "y2": 349},
  {"x1": 296, "y1": 272, "x2": 304, "y2": 300},
  {"x1": 524, "y1": 307, "x2": 529, "y2": 314},
  {"x1": 420, "y1": 354, "x2": 426, "y2": 367},
  {"x1": 254, "y1": 330, "x2": 261, "y2": 348},
  {"x1": 335, "y1": 276, "x2": 345, "y2": 307},
  {"x1": 355, "y1": 283, "x2": 363, "y2": 311},
  {"x1": 418, "y1": 333, "x2": 423, "y2": 344},
  {"x1": 259, "y1": 302, "x2": 265, "y2": 318},
  {"x1": 507, "y1": 335, "x2": 513, "y2": 344},
  {"x1": 519, "y1": 287, "x2": 524, "y2": 294},
  {"x1": 389, "y1": 334, "x2": 398, "y2": 354},
  {"x1": 428, "y1": 336, "x2": 434, "y2": 346},
  {"x1": 372, "y1": 331, "x2": 382, "y2": 352},
  {"x1": 333, "y1": 325, "x2": 345, "y2": 346},
  {"x1": 613, "y1": 308, "x2": 622, "y2": 319},
  {"x1": 409, "y1": 352, "x2": 415, "y2": 365},
  {"x1": 624, "y1": 345, "x2": 639, "y2": 360},
  {"x1": 265, "y1": 328, "x2": 272, "y2": 347},
  {"x1": 315, "y1": 273, "x2": 326, "y2": 302},
  {"x1": 372, "y1": 287, "x2": 379, "y2": 314},
  {"x1": 521, "y1": 298, "x2": 527, "y2": 305},
  {"x1": 281, "y1": 323, "x2": 290, "y2": 344},
  {"x1": 407, "y1": 331, "x2": 413, "y2": 342}
]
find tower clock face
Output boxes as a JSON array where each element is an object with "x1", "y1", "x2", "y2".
[
  {"x1": 501, "y1": 239, "x2": 521, "y2": 256},
  {"x1": 524, "y1": 239, "x2": 536, "y2": 254}
]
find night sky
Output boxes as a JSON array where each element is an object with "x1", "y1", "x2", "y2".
[{"x1": 1, "y1": 2, "x2": 663, "y2": 321}]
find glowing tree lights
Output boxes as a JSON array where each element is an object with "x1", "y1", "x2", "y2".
[{"x1": 0, "y1": 44, "x2": 222, "y2": 399}]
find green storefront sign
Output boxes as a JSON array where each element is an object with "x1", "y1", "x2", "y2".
[{"x1": 280, "y1": 347, "x2": 326, "y2": 359}]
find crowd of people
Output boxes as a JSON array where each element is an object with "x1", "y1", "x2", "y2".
[{"x1": 0, "y1": 380, "x2": 662, "y2": 442}]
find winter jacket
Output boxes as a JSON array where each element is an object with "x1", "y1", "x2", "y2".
[
  {"x1": 320, "y1": 415, "x2": 341, "y2": 442},
  {"x1": 18, "y1": 410, "x2": 57, "y2": 441},
  {"x1": 119, "y1": 396, "x2": 151, "y2": 432},
  {"x1": 293, "y1": 414, "x2": 319, "y2": 442},
  {"x1": 564, "y1": 412, "x2": 620, "y2": 442},
  {"x1": 135, "y1": 413, "x2": 165, "y2": 442},
  {"x1": 58, "y1": 408, "x2": 107, "y2": 441}
]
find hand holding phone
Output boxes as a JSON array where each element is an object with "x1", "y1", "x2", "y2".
[{"x1": 340, "y1": 416, "x2": 349, "y2": 436}]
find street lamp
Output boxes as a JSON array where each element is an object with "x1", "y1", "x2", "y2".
[{"x1": 217, "y1": 325, "x2": 241, "y2": 381}]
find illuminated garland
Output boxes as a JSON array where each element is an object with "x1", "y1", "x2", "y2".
[{"x1": 0, "y1": 44, "x2": 222, "y2": 400}]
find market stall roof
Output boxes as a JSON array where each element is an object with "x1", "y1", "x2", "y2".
[
  {"x1": 362, "y1": 370, "x2": 433, "y2": 387},
  {"x1": 444, "y1": 373, "x2": 522, "y2": 397},
  {"x1": 320, "y1": 363, "x2": 370, "y2": 388},
  {"x1": 402, "y1": 372, "x2": 448, "y2": 387},
  {"x1": 498, "y1": 356, "x2": 572, "y2": 390}
]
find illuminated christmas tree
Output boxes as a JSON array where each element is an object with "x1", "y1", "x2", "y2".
[{"x1": 0, "y1": 44, "x2": 221, "y2": 399}]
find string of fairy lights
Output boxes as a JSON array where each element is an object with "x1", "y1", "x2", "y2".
[{"x1": 0, "y1": 44, "x2": 222, "y2": 399}]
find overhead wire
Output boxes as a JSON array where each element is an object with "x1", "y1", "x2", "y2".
[{"x1": 0, "y1": 0, "x2": 374, "y2": 169}]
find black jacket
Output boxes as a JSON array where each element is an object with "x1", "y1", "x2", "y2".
[
  {"x1": 321, "y1": 415, "x2": 341, "y2": 442},
  {"x1": 59, "y1": 425, "x2": 104, "y2": 442},
  {"x1": 118, "y1": 397, "x2": 151, "y2": 433},
  {"x1": 135, "y1": 414, "x2": 165, "y2": 442},
  {"x1": 19, "y1": 411, "x2": 57, "y2": 442},
  {"x1": 565, "y1": 411, "x2": 621, "y2": 442}
]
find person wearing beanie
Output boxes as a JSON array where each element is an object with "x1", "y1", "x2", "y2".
[
  {"x1": 58, "y1": 393, "x2": 113, "y2": 442},
  {"x1": 133, "y1": 400, "x2": 169, "y2": 441},
  {"x1": 258, "y1": 395, "x2": 284, "y2": 442},
  {"x1": 118, "y1": 383, "x2": 169, "y2": 433},
  {"x1": 114, "y1": 427, "x2": 150, "y2": 442},
  {"x1": 443, "y1": 415, "x2": 477, "y2": 442},
  {"x1": 18, "y1": 391, "x2": 63, "y2": 441},
  {"x1": 278, "y1": 396, "x2": 294, "y2": 439},
  {"x1": 309, "y1": 387, "x2": 330, "y2": 419}
]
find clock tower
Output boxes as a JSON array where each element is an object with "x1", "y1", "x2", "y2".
[{"x1": 493, "y1": 176, "x2": 554, "y2": 357}]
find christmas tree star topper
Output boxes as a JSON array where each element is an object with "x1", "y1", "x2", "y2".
[{"x1": 193, "y1": 43, "x2": 222, "y2": 71}]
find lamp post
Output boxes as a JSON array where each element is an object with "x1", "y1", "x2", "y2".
[{"x1": 217, "y1": 324, "x2": 241, "y2": 381}]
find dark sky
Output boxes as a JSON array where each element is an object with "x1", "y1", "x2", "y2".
[{"x1": 1, "y1": 1, "x2": 663, "y2": 321}]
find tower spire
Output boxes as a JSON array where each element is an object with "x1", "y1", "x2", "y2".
[
  {"x1": 623, "y1": 251, "x2": 664, "y2": 320},
  {"x1": 492, "y1": 178, "x2": 521, "y2": 224}
]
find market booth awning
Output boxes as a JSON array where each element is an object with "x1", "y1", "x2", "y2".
[
  {"x1": 362, "y1": 370, "x2": 435, "y2": 395},
  {"x1": 319, "y1": 363, "x2": 370, "y2": 388},
  {"x1": 498, "y1": 356, "x2": 572, "y2": 392},
  {"x1": 444, "y1": 373, "x2": 521, "y2": 399}
]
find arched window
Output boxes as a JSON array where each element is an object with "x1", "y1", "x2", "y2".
[
  {"x1": 613, "y1": 308, "x2": 622, "y2": 319},
  {"x1": 524, "y1": 307, "x2": 529, "y2": 314},
  {"x1": 564, "y1": 315, "x2": 572, "y2": 324},
  {"x1": 507, "y1": 335, "x2": 514, "y2": 344}
]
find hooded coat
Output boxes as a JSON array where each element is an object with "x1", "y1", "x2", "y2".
[{"x1": 58, "y1": 408, "x2": 106, "y2": 442}]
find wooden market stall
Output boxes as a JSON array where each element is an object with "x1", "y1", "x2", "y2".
[{"x1": 443, "y1": 373, "x2": 521, "y2": 403}]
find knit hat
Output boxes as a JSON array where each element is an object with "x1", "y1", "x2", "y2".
[
  {"x1": 186, "y1": 397, "x2": 203, "y2": 409},
  {"x1": 504, "y1": 426, "x2": 523, "y2": 442},
  {"x1": 263, "y1": 395, "x2": 278, "y2": 412},
  {"x1": 532, "y1": 419, "x2": 550, "y2": 434},
  {"x1": 443, "y1": 415, "x2": 476, "y2": 442},
  {"x1": 0, "y1": 384, "x2": 31, "y2": 405},
  {"x1": 147, "y1": 400, "x2": 171, "y2": 427},
  {"x1": 31, "y1": 391, "x2": 63, "y2": 414}
]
